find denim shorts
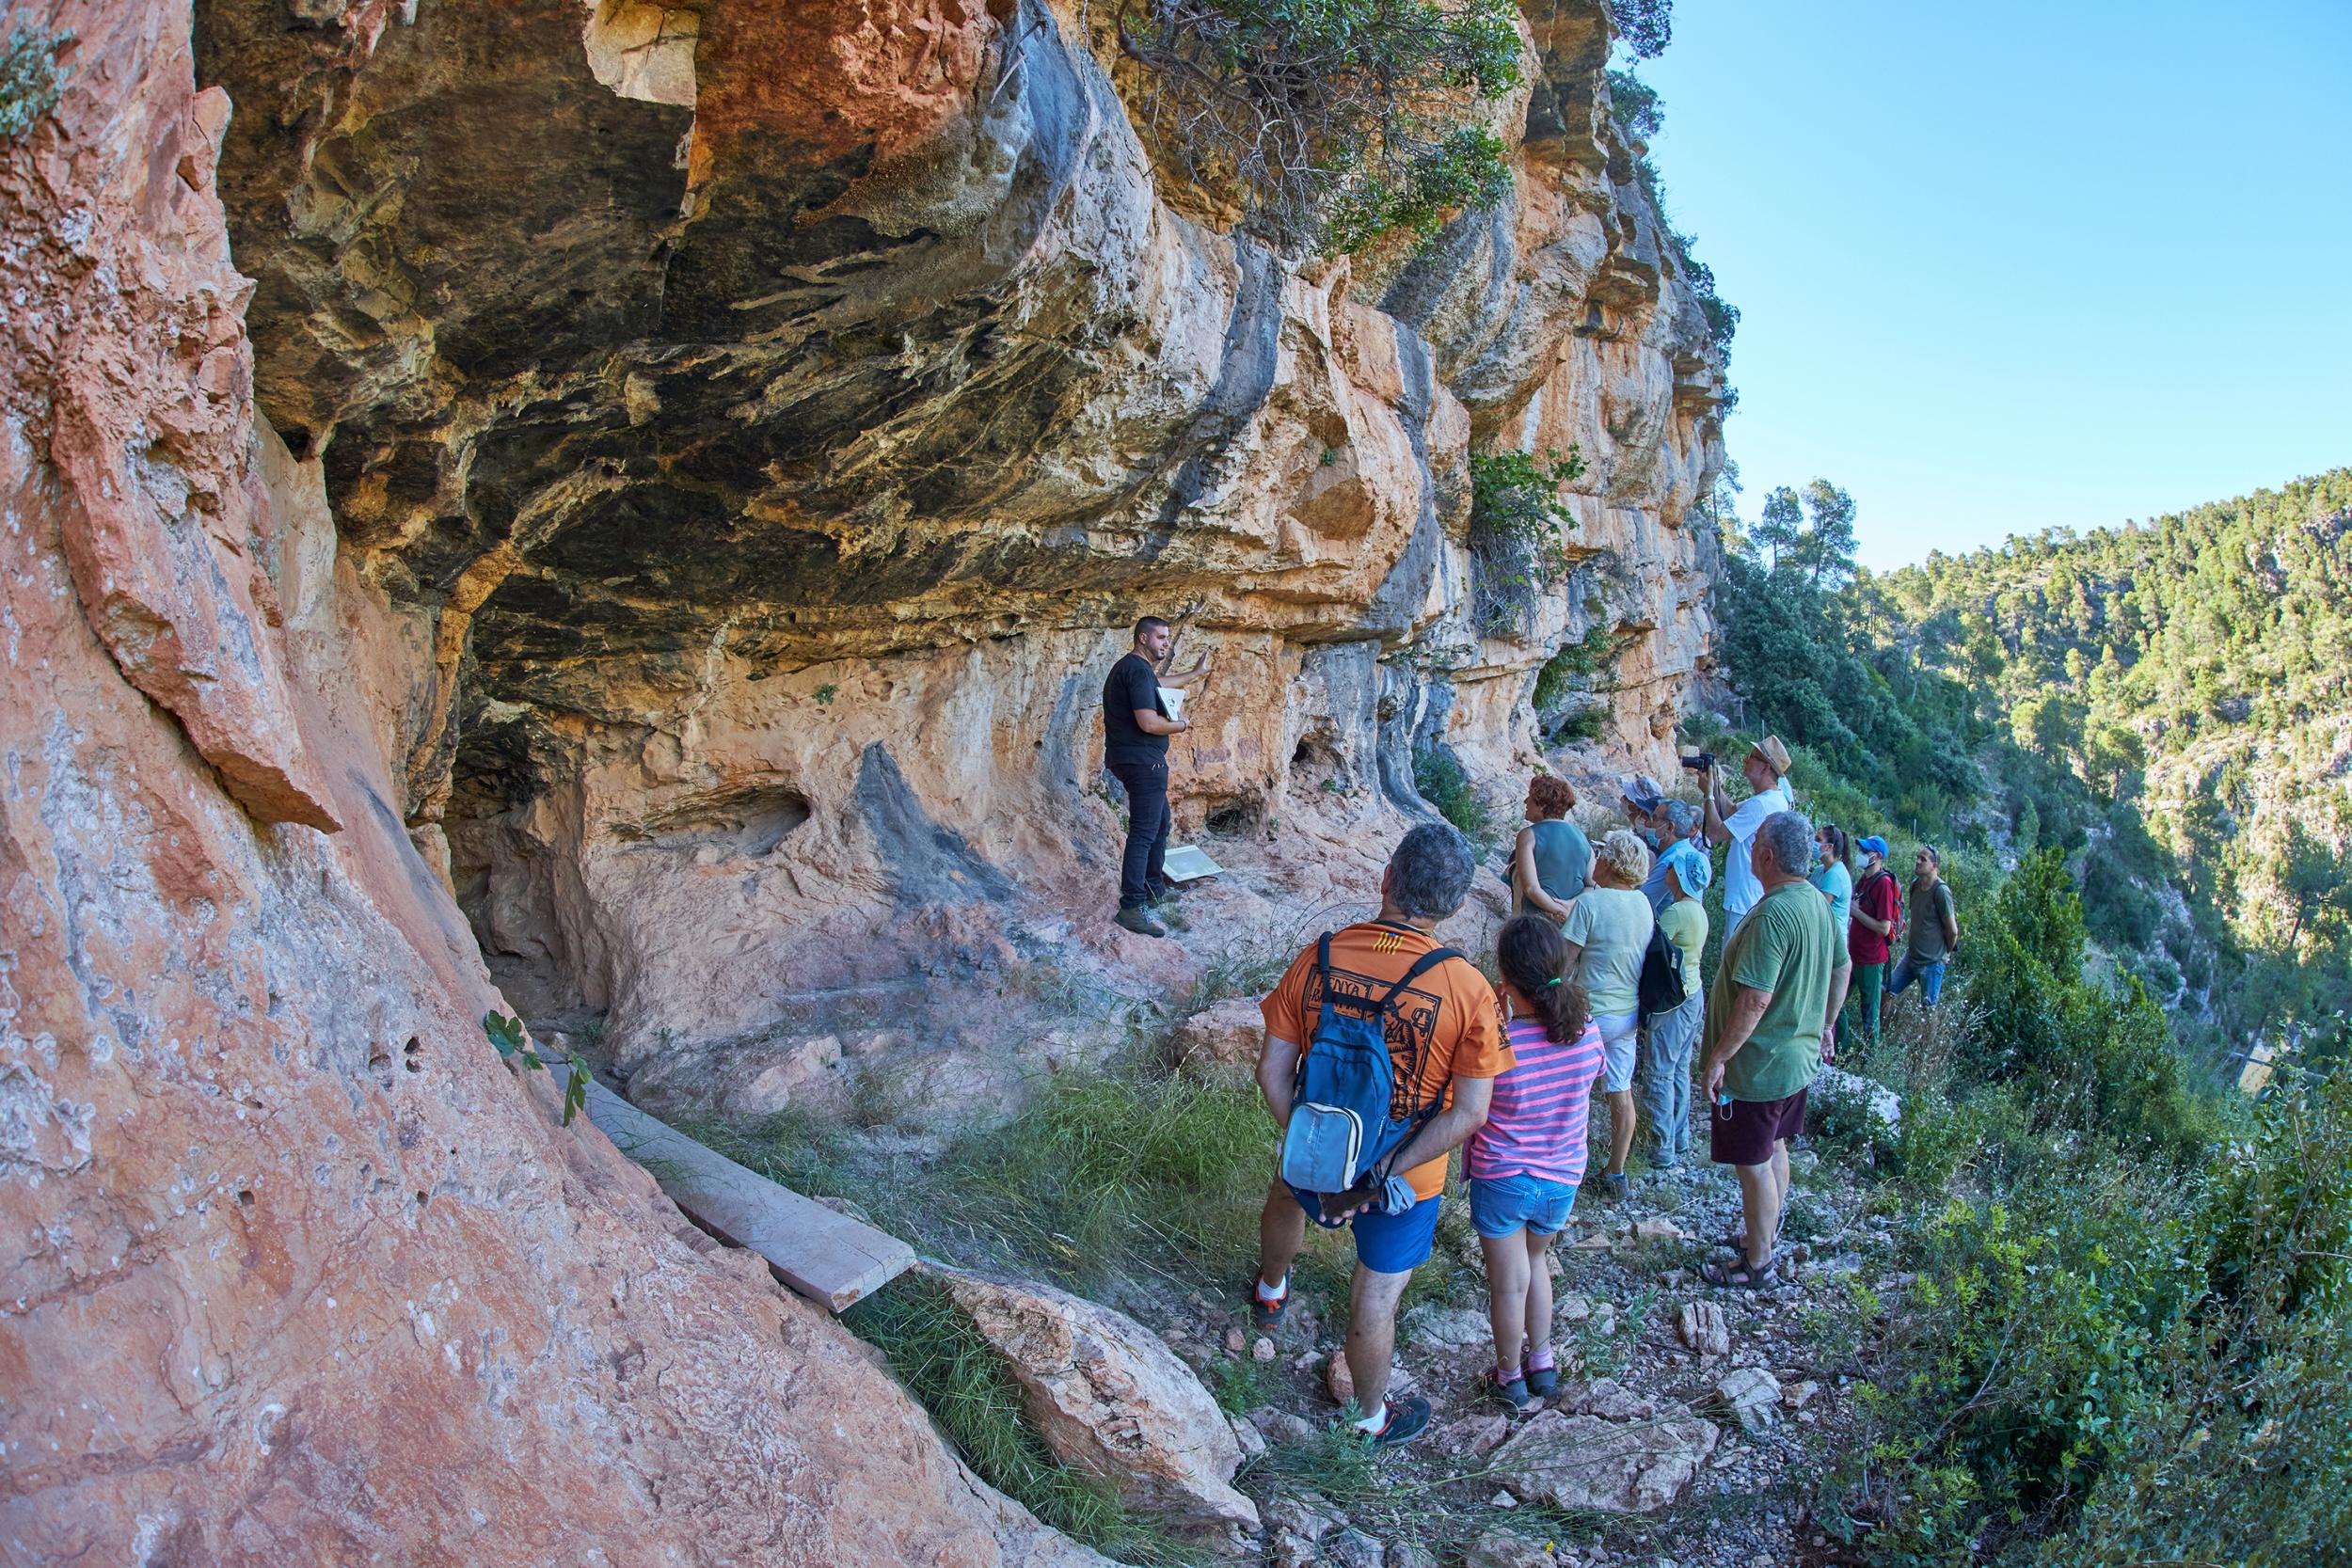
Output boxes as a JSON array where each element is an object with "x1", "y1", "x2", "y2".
[
  {"x1": 1887, "y1": 954, "x2": 1948, "y2": 1006},
  {"x1": 1289, "y1": 1185, "x2": 1443, "y2": 1274},
  {"x1": 1466, "y1": 1172, "x2": 1579, "y2": 1239}
]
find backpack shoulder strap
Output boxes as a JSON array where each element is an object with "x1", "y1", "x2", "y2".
[
  {"x1": 1364, "y1": 945, "x2": 1472, "y2": 1182},
  {"x1": 1378, "y1": 946, "x2": 1464, "y2": 1012}
]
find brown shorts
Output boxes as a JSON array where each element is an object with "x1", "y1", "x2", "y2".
[{"x1": 1709, "y1": 1087, "x2": 1807, "y2": 1168}]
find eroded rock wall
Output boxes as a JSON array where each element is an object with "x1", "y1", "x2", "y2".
[
  {"x1": 187, "y1": 0, "x2": 1724, "y2": 1090},
  {"x1": 0, "y1": 4, "x2": 1111, "y2": 1562}
]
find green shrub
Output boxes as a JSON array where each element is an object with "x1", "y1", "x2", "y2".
[
  {"x1": 2060, "y1": 1066, "x2": 2352, "y2": 1567},
  {"x1": 1412, "y1": 745, "x2": 1489, "y2": 840},
  {"x1": 1957, "y1": 852, "x2": 2221, "y2": 1166},
  {"x1": 1469, "y1": 447, "x2": 1585, "y2": 637},
  {"x1": 1116, "y1": 0, "x2": 1521, "y2": 253},
  {"x1": 1206, "y1": 1352, "x2": 1273, "y2": 1416},
  {"x1": 1804, "y1": 1069, "x2": 1900, "y2": 1171},
  {"x1": 1838, "y1": 1172, "x2": 2206, "y2": 1560},
  {"x1": 1532, "y1": 622, "x2": 1614, "y2": 713},
  {"x1": 0, "y1": 19, "x2": 69, "y2": 139},
  {"x1": 2081, "y1": 871, "x2": 2160, "y2": 952}
]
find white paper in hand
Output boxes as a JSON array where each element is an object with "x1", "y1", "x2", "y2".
[{"x1": 1158, "y1": 686, "x2": 1185, "y2": 722}]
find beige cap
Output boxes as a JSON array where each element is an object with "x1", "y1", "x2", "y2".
[{"x1": 1752, "y1": 736, "x2": 1792, "y2": 777}]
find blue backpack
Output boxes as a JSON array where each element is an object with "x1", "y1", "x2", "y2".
[{"x1": 1279, "y1": 936, "x2": 1464, "y2": 1196}]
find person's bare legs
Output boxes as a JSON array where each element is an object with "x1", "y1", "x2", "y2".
[
  {"x1": 1346, "y1": 1264, "x2": 1413, "y2": 1418},
  {"x1": 1771, "y1": 1139, "x2": 1792, "y2": 1214},
  {"x1": 1256, "y1": 1180, "x2": 1307, "y2": 1297},
  {"x1": 1735, "y1": 1160, "x2": 1782, "y2": 1272},
  {"x1": 1479, "y1": 1231, "x2": 1532, "y2": 1373},
  {"x1": 1521, "y1": 1228, "x2": 1557, "y2": 1362},
  {"x1": 1603, "y1": 1087, "x2": 1637, "y2": 1177}
]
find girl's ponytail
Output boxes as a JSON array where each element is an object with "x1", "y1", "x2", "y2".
[{"x1": 1496, "y1": 914, "x2": 1590, "y2": 1044}]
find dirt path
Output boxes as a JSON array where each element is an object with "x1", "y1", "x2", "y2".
[{"x1": 1134, "y1": 1148, "x2": 1892, "y2": 1567}]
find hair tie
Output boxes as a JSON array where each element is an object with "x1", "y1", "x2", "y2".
[{"x1": 1545, "y1": 976, "x2": 1563, "y2": 987}]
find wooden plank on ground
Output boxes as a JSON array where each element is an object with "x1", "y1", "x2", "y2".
[{"x1": 582, "y1": 1080, "x2": 914, "y2": 1312}]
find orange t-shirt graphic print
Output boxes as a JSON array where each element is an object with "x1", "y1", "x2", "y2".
[{"x1": 1261, "y1": 921, "x2": 1512, "y2": 1201}]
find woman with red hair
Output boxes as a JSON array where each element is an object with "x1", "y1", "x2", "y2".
[{"x1": 1511, "y1": 774, "x2": 1591, "y2": 925}]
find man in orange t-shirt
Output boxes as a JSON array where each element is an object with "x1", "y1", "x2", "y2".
[{"x1": 1248, "y1": 823, "x2": 1510, "y2": 1449}]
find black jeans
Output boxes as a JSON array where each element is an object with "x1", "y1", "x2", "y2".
[{"x1": 1107, "y1": 758, "x2": 1171, "y2": 909}]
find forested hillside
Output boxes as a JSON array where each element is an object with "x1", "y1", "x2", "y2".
[
  {"x1": 1696, "y1": 469, "x2": 2352, "y2": 1562},
  {"x1": 1710, "y1": 467, "x2": 2352, "y2": 1059}
]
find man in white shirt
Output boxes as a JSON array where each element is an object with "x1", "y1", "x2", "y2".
[{"x1": 1701, "y1": 736, "x2": 1793, "y2": 935}]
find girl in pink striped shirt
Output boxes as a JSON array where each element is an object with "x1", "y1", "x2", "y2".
[{"x1": 1468, "y1": 915, "x2": 1604, "y2": 1412}]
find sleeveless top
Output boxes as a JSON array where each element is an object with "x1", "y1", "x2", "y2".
[{"x1": 1516, "y1": 818, "x2": 1592, "y2": 916}]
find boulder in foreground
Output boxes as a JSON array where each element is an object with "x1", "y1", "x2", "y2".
[{"x1": 931, "y1": 1266, "x2": 1262, "y2": 1545}]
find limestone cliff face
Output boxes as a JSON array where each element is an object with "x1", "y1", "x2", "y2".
[
  {"x1": 3, "y1": 0, "x2": 1721, "y2": 1557},
  {"x1": 0, "y1": 3, "x2": 1089, "y2": 1563},
  {"x1": 191, "y1": 0, "x2": 1725, "y2": 1085}
]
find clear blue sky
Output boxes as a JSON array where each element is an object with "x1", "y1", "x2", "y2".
[{"x1": 1632, "y1": 0, "x2": 2352, "y2": 570}]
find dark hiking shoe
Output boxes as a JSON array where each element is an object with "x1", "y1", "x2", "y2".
[
  {"x1": 1248, "y1": 1274, "x2": 1290, "y2": 1334},
  {"x1": 1485, "y1": 1367, "x2": 1534, "y2": 1414},
  {"x1": 1363, "y1": 1395, "x2": 1434, "y2": 1449},
  {"x1": 1115, "y1": 905, "x2": 1169, "y2": 938},
  {"x1": 1594, "y1": 1172, "x2": 1630, "y2": 1205},
  {"x1": 1521, "y1": 1356, "x2": 1561, "y2": 1399}
]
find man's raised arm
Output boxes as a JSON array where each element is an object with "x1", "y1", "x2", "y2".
[
  {"x1": 1158, "y1": 653, "x2": 1212, "y2": 688},
  {"x1": 1702, "y1": 767, "x2": 1735, "y2": 847}
]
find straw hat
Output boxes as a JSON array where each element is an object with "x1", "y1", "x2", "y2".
[{"x1": 1752, "y1": 736, "x2": 1792, "y2": 777}]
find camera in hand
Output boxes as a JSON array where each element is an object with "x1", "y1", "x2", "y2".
[{"x1": 1680, "y1": 750, "x2": 1716, "y2": 773}]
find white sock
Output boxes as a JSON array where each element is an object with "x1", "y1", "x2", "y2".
[
  {"x1": 1254, "y1": 1275, "x2": 1286, "y2": 1304},
  {"x1": 1352, "y1": 1402, "x2": 1388, "y2": 1434}
]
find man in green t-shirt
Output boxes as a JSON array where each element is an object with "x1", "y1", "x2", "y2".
[{"x1": 1697, "y1": 810, "x2": 1845, "y2": 1289}]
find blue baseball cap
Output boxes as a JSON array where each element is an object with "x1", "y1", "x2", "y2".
[
  {"x1": 1660, "y1": 839, "x2": 1711, "y2": 895},
  {"x1": 1858, "y1": 834, "x2": 1889, "y2": 857}
]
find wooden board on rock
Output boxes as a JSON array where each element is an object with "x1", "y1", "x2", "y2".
[{"x1": 584, "y1": 1081, "x2": 914, "y2": 1311}]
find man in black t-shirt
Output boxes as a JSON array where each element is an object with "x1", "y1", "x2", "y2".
[{"x1": 1103, "y1": 615, "x2": 1210, "y2": 937}]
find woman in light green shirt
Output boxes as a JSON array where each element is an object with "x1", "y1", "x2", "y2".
[{"x1": 1562, "y1": 830, "x2": 1655, "y2": 1200}]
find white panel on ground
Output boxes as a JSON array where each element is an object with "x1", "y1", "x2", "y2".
[{"x1": 582, "y1": 1080, "x2": 915, "y2": 1311}]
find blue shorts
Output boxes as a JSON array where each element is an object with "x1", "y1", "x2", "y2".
[
  {"x1": 1466, "y1": 1173, "x2": 1579, "y2": 1239},
  {"x1": 1887, "y1": 954, "x2": 1947, "y2": 1006},
  {"x1": 1288, "y1": 1185, "x2": 1443, "y2": 1274}
]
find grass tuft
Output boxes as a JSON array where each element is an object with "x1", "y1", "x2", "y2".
[
  {"x1": 845, "y1": 1274, "x2": 1198, "y2": 1563},
  {"x1": 935, "y1": 1070, "x2": 1275, "y2": 1289}
]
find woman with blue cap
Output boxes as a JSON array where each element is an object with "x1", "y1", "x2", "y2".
[
  {"x1": 1847, "y1": 835, "x2": 1900, "y2": 1045},
  {"x1": 1640, "y1": 839, "x2": 1711, "y2": 1170}
]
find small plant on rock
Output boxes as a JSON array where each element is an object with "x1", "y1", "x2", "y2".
[
  {"x1": 1470, "y1": 446, "x2": 1585, "y2": 637},
  {"x1": 1412, "y1": 744, "x2": 1489, "y2": 840},
  {"x1": 483, "y1": 1010, "x2": 588, "y2": 1126}
]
